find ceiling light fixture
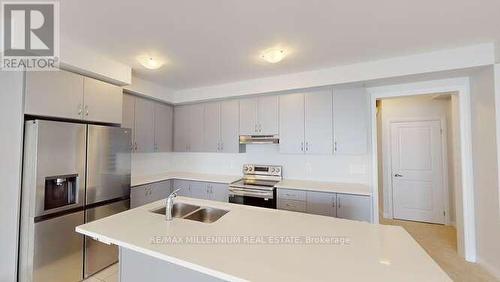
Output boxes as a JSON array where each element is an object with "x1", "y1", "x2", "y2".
[
  {"x1": 261, "y1": 48, "x2": 286, "y2": 63},
  {"x1": 138, "y1": 56, "x2": 164, "y2": 70}
]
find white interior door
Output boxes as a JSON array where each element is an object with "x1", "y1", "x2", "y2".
[{"x1": 391, "y1": 120, "x2": 445, "y2": 224}]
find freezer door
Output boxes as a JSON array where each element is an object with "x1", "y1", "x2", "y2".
[
  {"x1": 86, "y1": 125, "x2": 132, "y2": 205},
  {"x1": 84, "y1": 199, "x2": 130, "y2": 277},
  {"x1": 33, "y1": 211, "x2": 84, "y2": 282},
  {"x1": 26, "y1": 120, "x2": 87, "y2": 217}
]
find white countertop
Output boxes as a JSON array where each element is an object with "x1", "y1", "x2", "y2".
[
  {"x1": 132, "y1": 172, "x2": 371, "y2": 196},
  {"x1": 76, "y1": 198, "x2": 449, "y2": 282},
  {"x1": 275, "y1": 179, "x2": 372, "y2": 196},
  {"x1": 131, "y1": 172, "x2": 241, "y2": 187}
]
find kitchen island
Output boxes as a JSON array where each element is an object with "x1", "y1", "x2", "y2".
[{"x1": 76, "y1": 197, "x2": 450, "y2": 282}]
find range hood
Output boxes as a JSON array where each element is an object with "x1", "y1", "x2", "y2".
[{"x1": 239, "y1": 135, "x2": 279, "y2": 144}]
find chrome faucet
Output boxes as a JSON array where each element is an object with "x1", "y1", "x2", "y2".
[{"x1": 165, "y1": 189, "x2": 181, "y2": 221}]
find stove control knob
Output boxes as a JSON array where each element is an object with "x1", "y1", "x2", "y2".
[{"x1": 275, "y1": 167, "x2": 281, "y2": 173}]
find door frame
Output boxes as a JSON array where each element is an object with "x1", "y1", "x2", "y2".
[
  {"x1": 367, "y1": 77, "x2": 476, "y2": 262},
  {"x1": 387, "y1": 117, "x2": 449, "y2": 225}
]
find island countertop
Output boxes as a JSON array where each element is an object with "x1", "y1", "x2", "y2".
[{"x1": 76, "y1": 197, "x2": 450, "y2": 282}]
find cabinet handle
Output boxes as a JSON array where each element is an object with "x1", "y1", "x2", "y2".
[
  {"x1": 77, "y1": 104, "x2": 82, "y2": 115},
  {"x1": 221, "y1": 142, "x2": 224, "y2": 151},
  {"x1": 84, "y1": 105, "x2": 89, "y2": 116},
  {"x1": 134, "y1": 142, "x2": 138, "y2": 151},
  {"x1": 300, "y1": 142, "x2": 304, "y2": 152},
  {"x1": 337, "y1": 198, "x2": 341, "y2": 209},
  {"x1": 334, "y1": 141, "x2": 338, "y2": 152},
  {"x1": 305, "y1": 142, "x2": 309, "y2": 152}
]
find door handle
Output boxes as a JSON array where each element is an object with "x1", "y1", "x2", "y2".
[{"x1": 394, "y1": 174, "x2": 403, "y2": 177}]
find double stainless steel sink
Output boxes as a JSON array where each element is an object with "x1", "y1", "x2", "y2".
[{"x1": 150, "y1": 203, "x2": 229, "y2": 223}]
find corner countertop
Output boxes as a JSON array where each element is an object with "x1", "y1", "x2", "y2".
[
  {"x1": 131, "y1": 172, "x2": 241, "y2": 187},
  {"x1": 132, "y1": 172, "x2": 372, "y2": 196},
  {"x1": 76, "y1": 197, "x2": 450, "y2": 282},
  {"x1": 275, "y1": 179, "x2": 372, "y2": 196}
]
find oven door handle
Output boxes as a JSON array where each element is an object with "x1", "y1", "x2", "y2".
[{"x1": 228, "y1": 187, "x2": 273, "y2": 199}]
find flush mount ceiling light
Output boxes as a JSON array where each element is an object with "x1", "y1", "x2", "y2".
[
  {"x1": 260, "y1": 48, "x2": 287, "y2": 63},
  {"x1": 137, "y1": 55, "x2": 164, "y2": 70}
]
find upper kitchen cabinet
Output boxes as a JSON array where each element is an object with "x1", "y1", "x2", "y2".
[
  {"x1": 83, "y1": 77, "x2": 122, "y2": 124},
  {"x1": 122, "y1": 93, "x2": 135, "y2": 134},
  {"x1": 25, "y1": 70, "x2": 123, "y2": 124},
  {"x1": 219, "y1": 100, "x2": 240, "y2": 153},
  {"x1": 203, "y1": 102, "x2": 221, "y2": 153},
  {"x1": 123, "y1": 93, "x2": 174, "y2": 153},
  {"x1": 279, "y1": 90, "x2": 333, "y2": 154},
  {"x1": 279, "y1": 93, "x2": 305, "y2": 154},
  {"x1": 239, "y1": 96, "x2": 278, "y2": 135},
  {"x1": 154, "y1": 103, "x2": 174, "y2": 152},
  {"x1": 25, "y1": 70, "x2": 84, "y2": 120},
  {"x1": 174, "y1": 104, "x2": 204, "y2": 152},
  {"x1": 134, "y1": 97, "x2": 155, "y2": 153},
  {"x1": 203, "y1": 100, "x2": 240, "y2": 153},
  {"x1": 333, "y1": 87, "x2": 369, "y2": 155}
]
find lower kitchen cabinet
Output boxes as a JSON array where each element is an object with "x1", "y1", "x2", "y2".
[
  {"x1": 173, "y1": 179, "x2": 229, "y2": 202},
  {"x1": 208, "y1": 182, "x2": 229, "y2": 202},
  {"x1": 277, "y1": 188, "x2": 371, "y2": 222},
  {"x1": 306, "y1": 191, "x2": 336, "y2": 217},
  {"x1": 131, "y1": 181, "x2": 172, "y2": 208},
  {"x1": 335, "y1": 193, "x2": 371, "y2": 222}
]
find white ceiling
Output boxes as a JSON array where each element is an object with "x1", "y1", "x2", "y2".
[{"x1": 59, "y1": 0, "x2": 500, "y2": 90}]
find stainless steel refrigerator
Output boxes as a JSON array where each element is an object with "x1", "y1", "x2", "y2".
[{"x1": 19, "y1": 120, "x2": 131, "y2": 282}]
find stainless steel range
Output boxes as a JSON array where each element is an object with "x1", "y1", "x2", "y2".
[{"x1": 229, "y1": 164, "x2": 282, "y2": 209}]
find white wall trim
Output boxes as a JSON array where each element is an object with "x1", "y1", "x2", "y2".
[
  {"x1": 60, "y1": 36, "x2": 132, "y2": 85},
  {"x1": 124, "y1": 76, "x2": 176, "y2": 104},
  {"x1": 367, "y1": 77, "x2": 477, "y2": 262},
  {"x1": 174, "y1": 44, "x2": 495, "y2": 103},
  {"x1": 494, "y1": 64, "x2": 500, "y2": 216}
]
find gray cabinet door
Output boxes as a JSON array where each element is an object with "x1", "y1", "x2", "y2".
[
  {"x1": 188, "y1": 104, "x2": 205, "y2": 152},
  {"x1": 122, "y1": 94, "x2": 135, "y2": 145},
  {"x1": 220, "y1": 100, "x2": 240, "y2": 153},
  {"x1": 134, "y1": 97, "x2": 155, "y2": 152},
  {"x1": 306, "y1": 191, "x2": 336, "y2": 217},
  {"x1": 239, "y1": 97, "x2": 258, "y2": 135},
  {"x1": 189, "y1": 181, "x2": 209, "y2": 200},
  {"x1": 25, "y1": 70, "x2": 84, "y2": 120},
  {"x1": 257, "y1": 95, "x2": 279, "y2": 135},
  {"x1": 333, "y1": 88, "x2": 368, "y2": 154},
  {"x1": 173, "y1": 180, "x2": 192, "y2": 197},
  {"x1": 83, "y1": 77, "x2": 123, "y2": 124},
  {"x1": 150, "y1": 181, "x2": 172, "y2": 201},
  {"x1": 174, "y1": 105, "x2": 190, "y2": 152},
  {"x1": 336, "y1": 194, "x2": 371, "y2": 222},
  {"x1": 203, "y1": 102, "x2": 220, "y2": 152},
  {"x1": 209, "y1": 183, "x2": 229, "y2": 202},
  {"x1": 154, "y1": 103, "x2": 173, "y2": 152},
  {"x1": 279, "y1": 93, "x2": 305, "y2": 154},
  {"x1": 304, "y1": 90, "x2": 333, "y2": 154},
  {"x1": 130, "y1": 185, "x2": 150, "y2": 208}
]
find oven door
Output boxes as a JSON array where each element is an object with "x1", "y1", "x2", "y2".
[{"x1": 228, "y1": 187, "x2": 276, "y2": 209}]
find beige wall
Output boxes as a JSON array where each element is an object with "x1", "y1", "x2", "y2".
[
  {"x1": 0, "y1": 72, "x2": 25, "y2": 281},
  {"x1": 470, "y1": 66, "x2": 500, "y2": 278}
]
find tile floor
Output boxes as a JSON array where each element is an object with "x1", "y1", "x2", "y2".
[
  {"x1": 380, "y1": 217, "x2": 499, "y2": 282},
  {"x1": 82, "y1": 263, "x2": 118, "y2": 282}
]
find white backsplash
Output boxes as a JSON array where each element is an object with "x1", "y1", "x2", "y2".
[{"x1": 132, "y1": 144, "x2": 371, "y2": 184}]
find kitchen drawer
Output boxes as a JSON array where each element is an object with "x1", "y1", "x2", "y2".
[
  {"x1": 277, "y1": 189, "x2": 306, "y2": 201},
  {"x1": 278, "y1": 199, "x2": 306, "y2": 212}
]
